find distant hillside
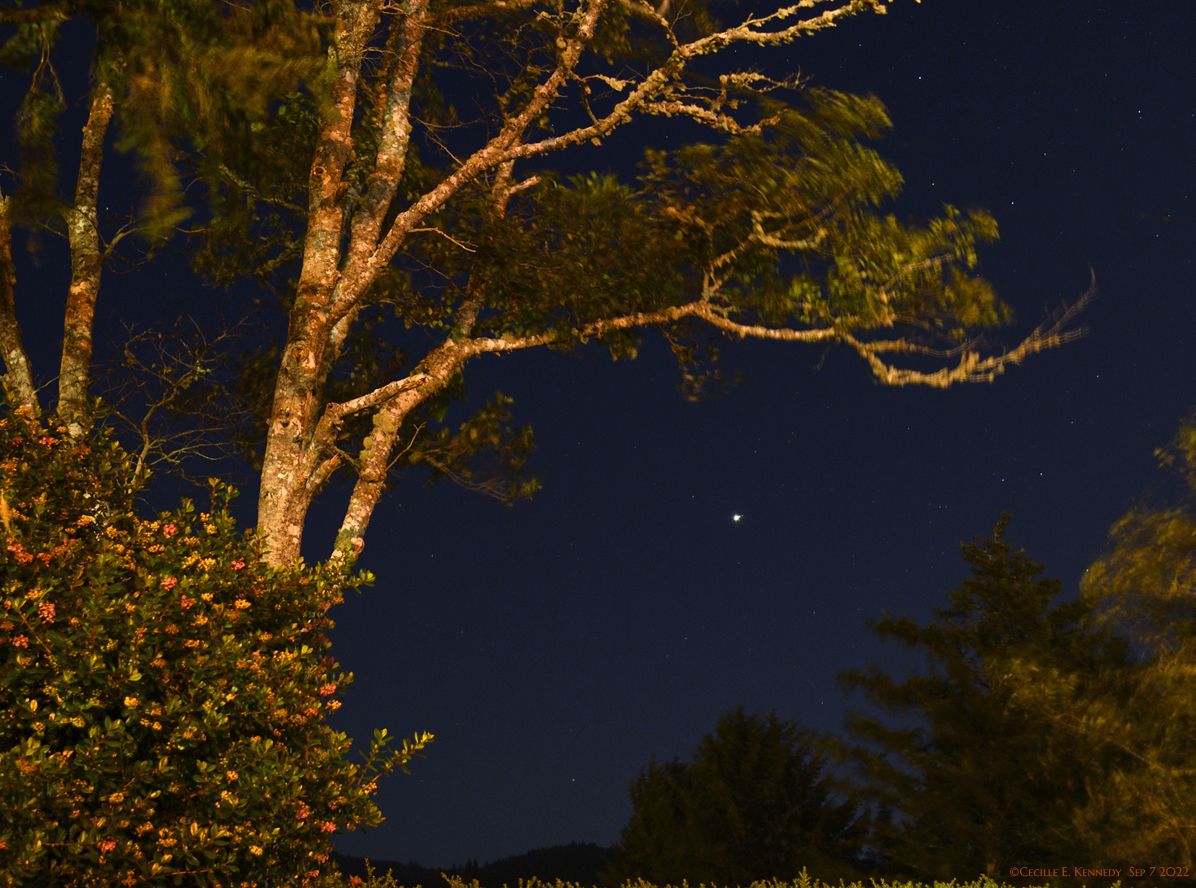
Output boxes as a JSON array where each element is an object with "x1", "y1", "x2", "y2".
[{"x1": 334, "y1": 842, "x2": 617, "y2": 887}]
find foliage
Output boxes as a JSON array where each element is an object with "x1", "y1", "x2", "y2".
[
  {"x1": 1, "y1": 0, "x2": 327, "y2": 238},
  {"x1": 1001, "y1": 421, "x2": 1196, "y2": 867},
  {"x1": 445, "y1": 878, "x2": 1063, "y2": 888},
  {"x1": 0, "y1": 0, "x2": 1089, "y2": 567},
  {"x1": 609, "y1": 708, "x2": 864, "y2": 886},
  {"x1": 837, "y1": 517, "x2": 1128, "y2": 881},
  {"x1": 0, "y1": 410, "x2": 431, "y2": 886}
]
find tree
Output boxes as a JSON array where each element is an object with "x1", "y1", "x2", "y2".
[
  {"x1": 837, "y1": 516, "x2": 1128, "y2": 881},
  {"x1": 609, "y1": 708, "x2": 865, "y2": 885},
  {"x1": 0, "y1": 0, "x2": 1090, "y2": 569},
  {"x1": 1003, "y1": 422, "x2": 1196, "y2": 867},
  {"x1": 1077, "y1": 422, "x2": 1196, "y2": 865},
  {"x1": 0, "y1": 409, "x2": 431, "y2": 885}
]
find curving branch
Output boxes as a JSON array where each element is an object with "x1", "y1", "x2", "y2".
[{"x1": 842, "y1": 281, "x2": 1094, "y2": 387}]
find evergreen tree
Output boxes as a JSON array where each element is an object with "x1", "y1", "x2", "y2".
[
  {"x1": 610, "y1": 708, "x2": 864, "y2": 885},
  {"x1": 838, "y1": 516, "x2": 1127, "y2": 881}
]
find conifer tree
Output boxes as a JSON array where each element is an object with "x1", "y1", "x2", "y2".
[
  {"x1": 838, "y1": 517, "x2": 1127, "y2": 881},
  {"x1": 611, "y1": 708, "x2": 864, "y2": 885}
]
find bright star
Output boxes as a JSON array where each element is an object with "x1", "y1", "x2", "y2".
[{"x1": 732, "y1": 513, "x2": 743, "y2": 523}]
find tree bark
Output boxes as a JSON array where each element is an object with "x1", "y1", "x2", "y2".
[
  {"x1": 256, "y1": 0, "x2": 381, "y2": 566},
  {"x1": 331, "y1": 341, "x2": 466, "y2": 562},
  {"x1": 57, "y1": 77, "x2": 113, "y2": 425},
  {"x1": 0, "y1": 196, "x2": 38, "y2": 413}
]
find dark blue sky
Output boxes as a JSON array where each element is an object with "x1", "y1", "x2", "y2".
[{"x1": 4, "y1": 0, "x2": 1195, "y2": 871}]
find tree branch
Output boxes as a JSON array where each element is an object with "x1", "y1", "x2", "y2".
[
  {"x1": 348, "y1": 0, "x2": 610, "y2": 309},
  {"x1": 842, "y1": 281, "x2": 1095, "y2": 388},
  {"x1": 342, "y1": 0, "x2": 432, "y2": 275}
]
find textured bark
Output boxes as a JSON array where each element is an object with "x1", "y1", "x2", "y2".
[
  {"x1": 248, "y1": 0, "x2": 1085, "y2": 570},
  {"x1": 57, "y1": 78, "x2": 114, "y2": 424},
  {"x1": 331, "y1": 342, "x2": 465, "y2": 561},
  {"x1": 0, "y1": 197, "x2": 38, "y2": 413},
  {"x1": 256, "y1": 0, "x2": 382, "y2": 566}
]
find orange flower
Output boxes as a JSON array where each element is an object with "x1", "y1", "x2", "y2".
[
  {"x1": 162, "y1": 523, "x2": 177, "y2": 538},
  {"x1": 160, "y1": 577, "x2": 177, "y2": 591}
]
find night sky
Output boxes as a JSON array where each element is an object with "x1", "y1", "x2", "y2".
[{"x1": 6, "y1": 0, "x2": 1196, "y2": 872}]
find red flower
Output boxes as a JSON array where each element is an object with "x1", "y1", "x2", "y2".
[
  {"x1": 160, "y1": 576, "x2": 178, "y2": 591},
  {"x1": 162, "y1": 523, "x2": 177, "y2": 538}
]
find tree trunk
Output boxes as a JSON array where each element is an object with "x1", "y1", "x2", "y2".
[
  {"x1": 57, "y1": 78, "x2": 113, "y2": 425},
  {"x1": 255, "y1": 0, "x2": 380, "y2": 566},
  {"x1": 0, "y1": 196, "x2": 37, "y2": 414}
]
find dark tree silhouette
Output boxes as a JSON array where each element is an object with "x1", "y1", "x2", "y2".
[
  {"x1": 837, "y1": 516, "x2": 1128, "y2": 881},
  {"x1": 610, "y1": 708, "x2": 865, "y2": 885}
]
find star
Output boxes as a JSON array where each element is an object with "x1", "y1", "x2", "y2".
[{"x1": 732, "y1": 513, "x2": 744, "y2": 523}]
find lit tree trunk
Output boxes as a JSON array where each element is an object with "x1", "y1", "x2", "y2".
[
  {"x1": 57, "y1": 76, "x2": 114, "y2": 425},
  {"x1": 256, "y1": 0, "x2": 379, "y2": 566},
  {"x1": 0, "y1": 195, "x2": 37, "y2": 414}
]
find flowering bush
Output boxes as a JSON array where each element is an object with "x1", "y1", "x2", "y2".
[{"x1": 0, "y1": 411, "x2": 431, "y2": 886}]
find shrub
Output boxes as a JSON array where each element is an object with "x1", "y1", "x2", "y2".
[{"x1": 0, "y1": 411, "x2": 430, "y2": 886}]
